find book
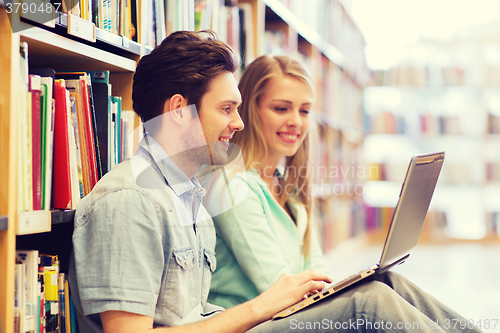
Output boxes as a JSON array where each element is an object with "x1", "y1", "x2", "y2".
[
  {"x1": 79, "y1": 75, "x2": 99, "y2": 187},
  {"x1": 66, "y1": 87, "x2": 82, "y2": 209},
  {"x1": 238, "y1": 2, "x2": 255, "y2": 67},
  {"x1": 129, "y1": 0, "x2": 138, "y2": 41},
  {"x1": 111, "y1": 96, "x2": 122, "y2": 165},
  {"x1": 16, "y1": 250, "x2": 39, "y2": 333},
  {"x1": 68, "y1": 94, "x2": 85, "y2": 198},
  {"x1": 63, "y1": 78, "x2": 91, "y2": 195},
  {"x1": 121, "y1": 110, "x2": 136, "y2": 160},
  {"x1": 85, "y1": 74, "x2": 104, "y2": 180},
  {"x1": 69, "y1": 293, "x2": 77, "y2": 333},
  {"x1": 14, "y1": 263, "x2": 26, "y2": 333},
  {"x1": 88, "y1": 71, "x2": 111, "y2": 174},
  {"x1": 52, "y1": 80, "x2": 74, "y2": 210},
  {"x1": 39, "y1": 76, "x2": 55, "y2": 210},
  {"x1": 58, "y1": 273, "x2": 66, "y2": 333},
  {"x1": 64, "y1": 278, "x2": 71, "y2": 333},
  {"x1": 29, "y1": 68, "x2": 57, "y2": 210},
  {"x1": 19, "y1": 42, "x2": 32, "y2": 212},
  {"x1": 29, "y1": 74, "x2": 43, "y2": 211}
]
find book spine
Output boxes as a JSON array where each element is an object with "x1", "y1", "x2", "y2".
[
  {"x1": 86, "y1": 76, "x2": 103, "y2": 180},
  {"x1": 80, "y1": 77, "x2": 99, "y2": 189},
  {"x1": 52, "y1": 80, "x2": 73, "y2": 210},
  {"x1": 30, "y1": 75, "x2": 43, "y2": 210},
  {"x1": 65, "y1": 89, "x2": 81, "y2": 209}
]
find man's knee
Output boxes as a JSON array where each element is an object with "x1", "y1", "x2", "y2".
[{"x1": 349, "y1": 280, "x2": 398, "y2": 311}]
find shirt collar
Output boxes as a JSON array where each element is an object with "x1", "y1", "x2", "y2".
[{"x1": 138, "y1": 133, "x2": 203, "y2": 197}]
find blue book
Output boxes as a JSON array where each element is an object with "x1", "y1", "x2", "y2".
[
  {"x1": 69, "y1": 294, "x2": 77, "y2": 333},
  {"x1": 87, "y1": 71, "x2": 111, "y2": 175}
]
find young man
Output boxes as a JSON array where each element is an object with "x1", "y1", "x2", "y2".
[
  {"x1": 70, "y1": 31, "x2": 477, "y2": 333},
  {"x1": 69, "y1": 30, "x2": 334, "y2": 333}
]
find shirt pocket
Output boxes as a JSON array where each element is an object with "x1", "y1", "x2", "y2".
[
  {"x1": 201, "y1": 248, "x2": 217, "y2": 307},
  {"x1": 162, "y1": 248, "x2": 197, "y2": 318}
]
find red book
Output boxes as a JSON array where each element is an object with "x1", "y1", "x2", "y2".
[
  {"x1": 29, "y1": 74, "x2": 42, "y2": 210},
  {"x1": 80, "y1": 76, "x2": 98, "y2": 189},
  {"x1": 52, "y1": 80, "x2": 73, "y2": 209}
]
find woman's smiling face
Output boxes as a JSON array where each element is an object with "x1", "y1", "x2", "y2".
[{"x1": 258, "y1": 75, "x2": 313, "y2": 163}]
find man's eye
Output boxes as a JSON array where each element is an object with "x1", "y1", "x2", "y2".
[{"x1": 223, "y1": 107, "x2": 231, "y2": 114}]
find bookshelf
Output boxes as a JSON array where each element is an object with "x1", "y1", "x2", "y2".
[
  {"x1": 364, "y1": 34, "x2": 500, "y2": 241},
  {"x1": 0, "y1": 4, "x2": 141, "y2": 331},
  {"x1": 1, "y1": 1, "x2": 371, "y2": 331}
]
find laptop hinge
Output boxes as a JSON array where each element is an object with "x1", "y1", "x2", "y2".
[{"x1": 378, "y1": 254, "x2": 410, "y2": 275}]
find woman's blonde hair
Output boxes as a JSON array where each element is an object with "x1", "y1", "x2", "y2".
[{"x1": 232, "y1": 55, "x2": 315, "y2": 258}]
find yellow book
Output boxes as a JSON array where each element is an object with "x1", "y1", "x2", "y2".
[
  {"x1": 82, "y1": 0, "x2": 88, "y2": 20},
  {"x1": 44, "y1": 269, "x2": 58, "y2": 302},
  {"x1": 65, "y1": 279, "x2": 71, "y2": 333}
]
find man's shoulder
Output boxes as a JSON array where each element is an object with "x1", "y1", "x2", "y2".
[{"x1": 76, "y1": 156, "x2": 173, "y2": 216}]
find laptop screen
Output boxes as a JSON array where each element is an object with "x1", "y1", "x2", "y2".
[{"x1": 378, "y1": 152, "x2": 445, "y2": 271}]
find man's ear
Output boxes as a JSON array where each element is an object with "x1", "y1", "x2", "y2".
[{"x1": 164, "y1": 94, "x2": 188, "y2": 125}]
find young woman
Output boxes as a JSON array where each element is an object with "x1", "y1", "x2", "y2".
[
  {"x1": 207, "y1": 55, "x2": 330, "y2": 309},
  {"x1": 207, "y1": 55, "x2": 481, "y2": 333}
]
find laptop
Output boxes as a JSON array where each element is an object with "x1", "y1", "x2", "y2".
[{"x1": 272, "y1": 152, "x2": 445, "y2": 319}]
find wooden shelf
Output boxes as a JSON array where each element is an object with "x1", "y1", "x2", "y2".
[
  {"x1": 0, "y1": 216, "x2": 7, "y2": 231},
  {"x1": 263, "y1": 0, "x2": 344, "y2": 67},
  {"x1": 17, "y1": 22, "x2": 136, "y2": 72}
]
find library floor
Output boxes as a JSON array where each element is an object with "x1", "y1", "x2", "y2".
[{"x1": 324, "y1": 238, "x2": 500, "y2": 332}]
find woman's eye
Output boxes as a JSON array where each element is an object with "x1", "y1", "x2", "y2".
[
  {"x1": 223, "y1": 107, "x2": 231, "y2": 114},
  {"x1": 301, "y1": 110, "x2": 310, "y2": 114},
  {"x1": 274, "y1": 107, "x2": 287, "y2": 112}
]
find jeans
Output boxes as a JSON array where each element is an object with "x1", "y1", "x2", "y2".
[{"x1": 248, "y1": 272, "x2": 482, "y2": 333}]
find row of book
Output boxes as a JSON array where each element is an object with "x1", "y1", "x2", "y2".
[
  {"x1": 365, "y1": 206, "x2": 447, "y2": 237},
  {"x1": 487, "y1": 114, "x2": 500, "y2": 134},
  {"x1": 367, "y1": 162, "x2": 480, "y2": 185},
  {"x1": 18, "y1": 42, "x2": 139, "y2": 212},
  {"x1": 318, "y1": 196, "x2": 366, "y2": 251},
  {"x1": 373, "y1": 66, "x2": 467, "y2": 88},
  {"x1": 485, "y1": 211, "x2": 500, "y2": 237},
  {"x1": 319, "y1": 62, "x2": 364, "y2": 130},
  {"x1": 15, "y1": 251, "x2": 76, "y2": 333},
  {"x1": 364, "y1": 112, "x2": 462, "y2": 136},
  {"x1": 51, "y1": 0, "x2": 140, "y2": 42},
  {"x1": 313, "y1": 126, "x2": 366, "y2": 184},
  {"x1": 49, "y1": 0, "x2": 254, "y2": 58},
  {"x1": 486, "y1": 163, "x2": 500, "y2": 182}
]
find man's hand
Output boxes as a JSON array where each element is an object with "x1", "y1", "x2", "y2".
[{"x1": 248, "y1": 269, "x2": 333, "y2": 322}]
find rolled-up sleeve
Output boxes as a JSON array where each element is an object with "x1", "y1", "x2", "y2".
[{"x1": 73, "y1": 188, "x2": 164, "y2": 317}]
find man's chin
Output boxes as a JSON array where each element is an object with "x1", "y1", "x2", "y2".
[
  {"x1": 209, "y1": 152, "x2": 229, "y2": 166},
  {"x1": 207, "y1": 143, "x2": 230, "y2": 166}
]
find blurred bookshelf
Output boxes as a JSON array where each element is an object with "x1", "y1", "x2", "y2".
[{"x1": 364, "y1": 22, "x2": 500, "y2": 242}]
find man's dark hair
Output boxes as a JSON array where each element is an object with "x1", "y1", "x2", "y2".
[{"x1": 132, "y1": 30, "x2": 240, "y2": 122}]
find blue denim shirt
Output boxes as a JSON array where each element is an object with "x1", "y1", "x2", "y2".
[{"x1": 69, "y1": 134, "x2": 223, "y2": 332}]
